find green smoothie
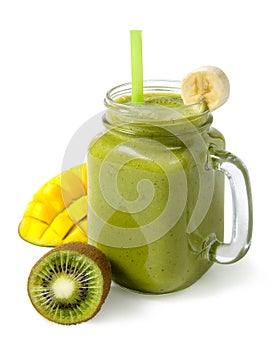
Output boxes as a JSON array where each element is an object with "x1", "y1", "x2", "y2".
[{"x1": 88, "y1": 89, "x2": 225, "y2": 293}]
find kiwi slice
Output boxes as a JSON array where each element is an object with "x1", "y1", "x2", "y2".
[{"x1": 27, "y1": 242, "x2": 111, "y2": 325}]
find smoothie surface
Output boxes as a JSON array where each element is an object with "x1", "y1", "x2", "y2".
[{"x1": 116, "y1": 92, "x2": 184, "y2": 108}]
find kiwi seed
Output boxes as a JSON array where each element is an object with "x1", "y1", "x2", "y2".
[{"x1": 27, "y1": 242, "x2": 112, "y2": 325}]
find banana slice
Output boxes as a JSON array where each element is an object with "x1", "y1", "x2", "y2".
[{"x1": 181, "y1": 66, "x2": 230, "y2": 111}]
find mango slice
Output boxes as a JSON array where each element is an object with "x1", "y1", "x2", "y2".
[{"x1": 18, "y1": 163, "x2": 88, "y2": 247}]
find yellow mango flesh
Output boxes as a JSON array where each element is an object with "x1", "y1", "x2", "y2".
[{"x1": 18, "y1": 163, "x2": 88, "y2": 247}]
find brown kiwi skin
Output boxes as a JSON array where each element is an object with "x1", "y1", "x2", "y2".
[{"x1": 27, "y1": 242, "x2": 112, "y2": 325}]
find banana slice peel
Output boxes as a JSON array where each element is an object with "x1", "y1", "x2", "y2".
[
  {"x1": 18, "y1": 164, "x2": 88, "y2": 247},
  {"x1": 181, "y1": 66, "x2": 230, "y2": 111}
]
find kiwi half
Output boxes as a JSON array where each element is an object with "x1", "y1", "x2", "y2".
[{"x1": 27, "y1": 242, "x2": 111, "y2": 325}]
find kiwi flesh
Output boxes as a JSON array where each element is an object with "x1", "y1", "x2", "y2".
[{"x1": 27, "y1": 242, "x2": 111, "y2": 325}]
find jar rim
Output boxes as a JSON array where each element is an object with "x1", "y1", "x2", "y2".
[
  {"x1": 103, "y1": 80, "x2": 212, "y2": 135},
  {"x1": 105, "y1": 79, "x2": 180, "y2": 102}
]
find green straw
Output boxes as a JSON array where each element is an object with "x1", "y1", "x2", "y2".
[{"x1": 130, "y1": 30, "x2": 144, "y2": 103}]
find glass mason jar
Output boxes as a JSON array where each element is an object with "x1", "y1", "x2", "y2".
[{"x1": 87, "y1": 80, "x2": 253, "y2": 294}]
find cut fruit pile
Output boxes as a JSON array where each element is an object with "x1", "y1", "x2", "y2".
[
  {"x1": 18, "y1": 163, "x2": 88, "y2": 246},
  {"x1": 27, "y1": 242, "x2": 111, "y2": 325}
]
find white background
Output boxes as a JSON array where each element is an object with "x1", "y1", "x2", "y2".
[{"x1": 1, "y1": 0, "x2": 274, "y2": 349}]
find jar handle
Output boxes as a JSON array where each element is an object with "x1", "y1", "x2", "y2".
[{"x1": 207, "y1": 148, "x2": 253, "y2": 264}]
